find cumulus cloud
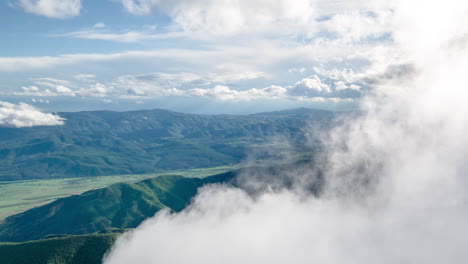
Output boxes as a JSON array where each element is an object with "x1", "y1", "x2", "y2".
[
  {"x1": 183, "y1": 75, "x2": 360, "y2": 101},
  {"x1": 104, "y1": 0, "x2": 468, "y2": 263},
  {"x1": 117, "y1": 0, "x2": 317, "y2": 36},
  {"x1": 188, "y1": 85, "x2": 284, "y2": 101},
  {"x1": 12, "y1": 71, "x2": 361, "y2": 103},
  {"x1": 187, "y1": 84, "x2": 353, "y2": 103},
  {"x1": 111, "y1": 71, "x2": 361, "y2": 101},
  {"x1": 14, "y1": 77, "x2": 116, "y2": 99},
  {"x1": 111, "y1": 0, "x2": 394, "y2": 43},
  {"x1": 0, "y1": 101, "x2": 65, "y2": 127},
  {"x1": 190, "y1": 74, "x2": 362, "y2": 101},
  {"x1": 18, "y1": 0, "x2": 82, "y2": 19},
  {"x1": 312, "y1": 66, "x2": 368, "y2": 84},
  {"x1": 16, "y1": 78, "x2": 76, "y2": 97},
  {"x1": 113, "y1": 71, "x2": 266, "y2": 97},
  {"x1": 288, "y1": 75, "x2": 331, "y2": 96}
]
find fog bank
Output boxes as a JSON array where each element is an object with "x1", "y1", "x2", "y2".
[{"x1": 104, "y1": 0, "x2": 468, "y2": 263}]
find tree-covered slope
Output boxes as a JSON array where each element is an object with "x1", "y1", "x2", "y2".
[
  {"x1": 0, "y1": 108, "x2": 334, "y2": 180},
  {"x1": 0, "y1": 172, "x2": 237, "y2": 243},
  {"x1": 0, "y1": 161, "x2": 323, "y2": 243},
  {"x1": 0, "y1": 233, "x2": 119, "y2": 264}
]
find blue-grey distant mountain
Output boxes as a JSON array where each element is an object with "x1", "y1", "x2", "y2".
[{"x1": 0, "y1": 108, "x2": 335, "y2": 181}]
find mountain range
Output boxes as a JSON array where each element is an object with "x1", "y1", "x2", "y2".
[
  {"x1": 0, "y1": 108, "x2": 332, "y2": 264},
  {"x1": 0, "y1": 108, "x2": 335, "y2": 181}
]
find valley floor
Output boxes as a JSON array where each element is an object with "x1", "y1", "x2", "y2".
[{"x1": 0, "y1": 164, "x2": 241, "y2": 221}]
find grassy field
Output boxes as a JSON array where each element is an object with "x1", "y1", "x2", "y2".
[{"x1": 0, "y1": 165, "x2": 241, "y2": 221}]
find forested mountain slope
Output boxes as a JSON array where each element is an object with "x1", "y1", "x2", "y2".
[{"x1": 0, "y1": 108, "x2": 335, "y2": 180}]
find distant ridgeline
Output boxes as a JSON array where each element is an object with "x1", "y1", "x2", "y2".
[
  {"x1": 0, "y1": 163, "x2": 323, "y2": 264},
  {"x1": 0, "y1": 108, "x2": 334, "y2": 181}
]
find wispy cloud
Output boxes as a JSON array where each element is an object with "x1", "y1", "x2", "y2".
[
  {"x1": 18, "y1": 0, "x2": 82, "y2": 19},
  {"x1": 93, "y1": 22, "x2": 106, "y2": 28},
  {"x1": 114, "y1": 0, "x2": 159, "y2": 16},
  {"x1": 57, "y1": 29, "x2": 186, "y2": 43}
]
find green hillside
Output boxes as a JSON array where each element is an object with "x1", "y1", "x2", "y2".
[
  {"x1": 0, "y1": 165, "x2": 239, "y2": 221},
  {"x1": 0, "y1": 172, "x2": 237, "y2": 243},
  {"x1": 0, "y1": 161, "x2": 322, "y2": 243},
  {"x1": 0, "y1": 233, "x2": 119, "y2": 264},
  {"x1": 0, "y1": 108, "x2": 333, "y2": 181},
  {"x1": 0, "y1": 162, "x2": 323, "y2": 263}
]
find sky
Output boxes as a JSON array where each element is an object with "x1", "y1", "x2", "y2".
[{"x1": 0, "y1": 0, "x2": 396, "y2": 117}]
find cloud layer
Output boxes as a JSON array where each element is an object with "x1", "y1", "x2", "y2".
[
  {"x1": 2, "y1": 0, "x2": 395, "y2": 111},
  {"x1": 11, "y1": 70, "x2": 362, "y2": 104}
]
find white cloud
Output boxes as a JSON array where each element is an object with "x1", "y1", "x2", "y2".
[
  {"x1": 114, "y1": 72, "x2": 200, "y2": 97},
  {"x1": 113, "y1": 73, "x2": 293, "y2": 101},
  {"x1": 73, "y1": 74, "x2": 96, "y2": 82},
  {"x1": 14, "y1": 77, "x2": 115, "y2": 98},
  {"x1": 187, "y1": 85, "x2": 263, "y2": 101},
  {"x1": 187, "y1": 85, "x2": 287, "y2": 101},
  {"x1": 0, "y1": 39, "x2": 383, "y2": 74},
  {"x1": 54, "y1": 85, "x2": 72, "y2": 93},
  {"x1": 186, "y1": 83, "x2": 353, "y2": 103},
  {"x1": 112, "y1": 0, "x2": 395, "y2": 44},
  {"x1": 112, "y1": 71, "x2": 265, "y2": 97},
  {"x1": 11, "y1": 70, "x2": 363, "y2": 103},
  {"x1": 0, "y1": 49, "x2": 219, "y2": 72},
  {"x1": 115, "y1": 0, "x2": 159, "y2": 16},
  {"x1": 93, "y1": 22, "x2": 106, "y2": 28},
  {"x1": 21, "y1": 78, "x2": 77, "y2": 96},
  {"x1": 288, "y1": 67, "x2": 307, "y2": 74},
  {"x1": 312, "y1": 67, "x2": 368, "y2": 83},
  {"x1": 116, "y1": 0, "x2": 318, "y2": 37},
  {"x1": 60, "y1": 30, "x2": 177, "y2": 43},
  {"x1": 58, "y1": 4, "x2": 393, "y2": 45},
  {"x1": 31, "y1": 98, "x2": 49, "y2": 104},
  {"x1": 32, "y1": 77, "x2": 71, "y2": 89},
  {"x1": 21, "y1": 86, "x2": 40, "y2": 93},
  {"x1": 82, "y1": 82, "x2": 113, "y2": 97},
  {"x1": 320, "y1": 10, "x2": 394, "y2": 44},
  {"x1": 288, "y1": 75, "x2": 331, "y2": 96},
  {"x1": 19, "y1": 0, "x2": 82, "y2": 19},
  {"x1": 0, "y1": 101, "x2": 65, "y2": 127}
]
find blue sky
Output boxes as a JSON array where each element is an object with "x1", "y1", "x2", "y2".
[{"x1": 0, "y1": 0, "x2": 396, "y2": 120}]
